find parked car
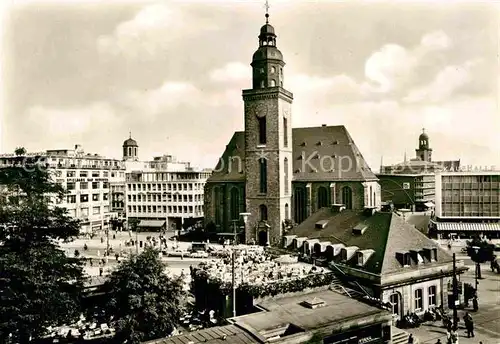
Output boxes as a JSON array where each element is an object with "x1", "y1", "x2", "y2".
[
  {"x1": 167, "y1": 250, "x2": 190, "y2": 257},
  {"x1": 190, "y1": 251, "x2": 209, "y2": 258}
]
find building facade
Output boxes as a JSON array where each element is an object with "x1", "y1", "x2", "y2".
[
  {"x1": 204, "y1": 15, "x2": 380, "y2": 246},
  {"x1": 377, "y1": 173, "x2": 435, "y2": 210},
  {"x1": 284, "y1": 208, "x2": 468, "y2": 319},
  {"x1": 431, "y1": 171, "x2": 500, "y2": 240},
  {"x1": 125, "y1": 156, "x2": 211, "y2": 230},
  {"x1": 0, "y1": 145, "x2": 126, "y2": 233}
]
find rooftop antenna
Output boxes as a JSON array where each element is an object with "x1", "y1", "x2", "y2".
[
  {"x1": 264, "y1": 0, "x2": 270, "y2": 23},
  {"x1": 380, "y1": 155, "x2": 383, "y2": 172},
  {"x1": 404, "y1": 151, "x2": 407, "y2": 163}
]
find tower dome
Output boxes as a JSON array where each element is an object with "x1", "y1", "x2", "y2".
[
  {"x1": 250, "y1": 12, "x2": 285, "y2": 89},
  {"x1": 419, "y1": 131, "x2": 429, "y2": 141},
  {"x1": 123, "y1": 132, "x2": 139, "y2": 161},
  {"x1": 123, "y1": 137, "x2": 138, "y2": 147}
]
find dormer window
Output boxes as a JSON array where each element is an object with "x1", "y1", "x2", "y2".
[
  {"x1": 404, "y1": 253, "x2": 411, "y2": 267},
  {"x1": 357, "y1": 253, "x2": 364, "y2": 266}
]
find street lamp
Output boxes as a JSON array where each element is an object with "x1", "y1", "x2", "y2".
[
  {"x1": 230, "y1": 212, "x2": 251, "y2": 318},
  {"x1": 472, "y1": 246, "x2": 481, "y2": 292}
]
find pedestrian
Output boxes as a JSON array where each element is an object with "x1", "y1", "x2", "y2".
[
  {"x1": 449, "y1": 327, "x2": 459, "y2": 344},
  {"x1": 464, "y1": 313, "x2": 474, "y2": 338},
  {"x1": 99, "y1": 267, "x2": 103, "y2": 276},
  {"x1": 435, "y1": 340, "x2": 441, "y2": 344},
  {"x1": 89, "y1": 259, "x2": 93, "y2": 267},
  {"x1": 408, "y1": 334, "x2": 414, "y2": 344},
  {"x1": 472, "y1": 296, "x2": 478, "y2": 312}
]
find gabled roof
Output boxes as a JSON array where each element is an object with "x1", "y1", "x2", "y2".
[
  {"x1": 289, "y1": 209, "x2": 452, "y2": 275},
  {"x1": 207, "y1": 126, "x2": 377, "y2": 183}
]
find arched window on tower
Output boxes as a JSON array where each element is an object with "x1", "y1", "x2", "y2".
[
  {"x1": 259, "y1": 204, "x2": 268, "y2": 221},
  {"x1": 317, "y1": 186, "x2": 328, "y2": 209},
  {"x1": 271, "y1": 66, "x2": 276, "y2": 74},
  {"x1": 283, "y1": 117, "x2": 288, "y2": 147},
  {"x1": 258, "y1": 117, "x2": 266, "y2": 144},
  {"x1": 342, "y1": 186, "x2": 353, "y2": 210},
  {"x1": 128, "y1": 147, "x2": 132, "y2": 156},
  {"x1": 230, "y1": 187, "x2": 240, "y2": 220},
  {"x1": 270, "y1": 79, "x2": 276, "y2": 87},
  {"x1": 284, "y1": 158, "x2": 289, "y2": 195},
  {"x1": 134, "y1": 147, "x2": 137, "y2": 157},
  {"x1": 259, "y1": 158, "x2": 267, "y2": 194}
]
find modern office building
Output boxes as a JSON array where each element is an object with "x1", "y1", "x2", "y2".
[
  {"x1": 0, "y1": 145, "x2": 126, "y2": 233},
  {"x1": 377, "y1": 173, "x2": 435, "y2": 210},
  {"x1": 125, "y1": 153, "x2": 211, "y2": 231},
  {"x1": 431, "y1": 171, "x2": 500, "y2": 240}
]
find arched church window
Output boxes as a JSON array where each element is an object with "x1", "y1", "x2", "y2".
[
  {"x1": 230, "y1": 187, "x2": 240, "y2": 220},
  {"x1": 294, "y1": 187, "x2": 307, "y2": 223},
  {"x1": 270, "y1": 79, "x2": 276, "y2": 87},
  {"x1": 284, "y1": 158, "x2": 289, "y2": 194},
  {"x1": 258, "y1": 117, "x2": 266, "y2": 144},
  {"x1": 271, "y1": 66, "x2": 276, "y2": 74},
  {"x1": 259, "y1": 158, "x2": 267, "y2": 194},
  {"x1": 259, "y1": 204, "x2": 268, "y2": 221},
  {"x1": 317, "y1": 186, "x2": 328, "y2": 209},
  {"x1": 342, "y1": 186, "x2": 353, "y2": 210}
]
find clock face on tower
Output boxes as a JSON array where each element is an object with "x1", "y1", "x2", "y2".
[{"x1": 255, "y1": 103, "x2": 268, "y2": 118}]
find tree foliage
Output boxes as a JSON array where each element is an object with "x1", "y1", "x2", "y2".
[
  {"x1": 466, "y1": 237, "x2": 495, "y2": 263},
  {"x1": 103, "y1": 247, "x2": 185, "y2": 343},
  {"x1": 0, "y1": 159, "x2": 85, "y2": 342}
]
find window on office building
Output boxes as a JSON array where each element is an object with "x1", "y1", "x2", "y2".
[
  {"x1": 92, "y1": 171, "x2": 99, "y2": 178},
  {"x1": 92, "y1": 182, "x2": 99, "y2": 189},
  {"x1": 92, "y1": 206, "x2": 100, "y2": 215},
  {"x1": 80, "y1": 194, "x2": 88, "y2": 202},
  {"x1": 103, "y1": 193, "x2": 109, "y2": 201},
  {"x1": 67, "y1": 171, "x2": 76, "y2": 177},
  {"x1": 92, "y1": 194, "x2": 99, "y2": 201},
  {"x1": 67, "y1": 182, "x2": 75, "y2": 190},
  {"x1": 67, "y1": 195, "x2": 76, "y2": 203}
]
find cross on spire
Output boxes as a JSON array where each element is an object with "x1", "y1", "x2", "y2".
[
  {"x1": 264, "y1": 0, "x2": 270, "y2": 23},
  {"x1": 129, "y1": 131, "x2": 132, "y2": 139},
  {"x1": 422, "y1": 128, "x2": 425, "y2": 133}
]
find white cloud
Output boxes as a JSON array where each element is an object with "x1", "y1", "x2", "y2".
[
  {"x1": 420, "y1": 30, "x2": 452, "y2": 51},
  {"x1": 25, "y1": 102, "x2": 117, "y2": 137},
  {"x1": 363, "y1": 30, "x2": 452, "y2": 93},
  {"x1": 97, "y1": 3, "x2": 218, "y2": 59},
  {"x1": 116, "y1": 81, "x2": 201, "y2": 116},
  {"x1": 403, "y1": 59, "x2": 480, "y2": 103},
  {"x1": 209, "y1": 62, "x2": 250, "y2": 82}
]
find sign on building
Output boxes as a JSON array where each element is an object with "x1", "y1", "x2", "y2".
[{"x1": 402, "y1": 183, "x2": 410, "y2": 190}]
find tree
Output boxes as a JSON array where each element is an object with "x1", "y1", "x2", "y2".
[
  {"x1": 14, "y1": 147, "x2": 26, "y2": 156},
  {"x1": 466, "y1": 237, "x2": 495, "y2": 263},
  {"x1": 103, "y1": 247, "x2": 185, "y2": 343},
  {"x1": 0, "y1": 157, "x2": 85, "y2": 342}
]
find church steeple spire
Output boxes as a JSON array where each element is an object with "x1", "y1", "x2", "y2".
[{"x1": 251, "y1": 1, "x2": 285, "y2": 90}]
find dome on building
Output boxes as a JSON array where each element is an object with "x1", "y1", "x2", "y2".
[
  {"x1": 123, "y1": 137, "x2": 138, "y2": 147},
  {"x1": 260, "y1": 23, "x2": 275, "y2": 35},
  {"x1": 252, "y1": 47, "x2": 284, "y2": 62},
  {"x1": 419, "y1": 132, "x2": 429, "y2": 141}
]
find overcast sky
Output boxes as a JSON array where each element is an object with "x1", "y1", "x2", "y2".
[{"x1": 1, "y1": 0, "x2": 498, "y2": 170}]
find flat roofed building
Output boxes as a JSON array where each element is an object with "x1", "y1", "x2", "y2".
[
  {"x1": 0, "y1": 145, "x2": 126, "y2": 233},
  {"x1": 377, "y1": 173, "x2": 435, "y2": 210},
  {"x1": 431, "y1": 171, "x2": 500, "y2": 241}
]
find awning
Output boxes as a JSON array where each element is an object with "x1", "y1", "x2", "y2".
[
  {"x1": 138, "y1": 220, "x2": 166, "y2": 228},
  {"x1": 436, "y1": 222, "x2": 500, "y2": 232}
]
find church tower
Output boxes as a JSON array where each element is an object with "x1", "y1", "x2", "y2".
[
  {"x1": 415, "y1": 128, "x2": 432, "y2": 162},
  {"x1": 123, "y1": 133, "x2": 139, "y2": 161},
  {"x1": 242, "y1": 11, "x2": 293, "y2": 246}
]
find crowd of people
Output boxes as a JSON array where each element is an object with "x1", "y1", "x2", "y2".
[{"x1": 198, "y1": 248, "x2": 327, "y2": 287}]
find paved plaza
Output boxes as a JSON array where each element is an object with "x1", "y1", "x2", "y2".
[{"x1": 406, "y1": 263, "x2": 500, "y2": 344}]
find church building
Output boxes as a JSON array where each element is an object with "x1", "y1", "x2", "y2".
[{"x1": 204, "y1": 14, "x2": 380, "y2": 246}]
